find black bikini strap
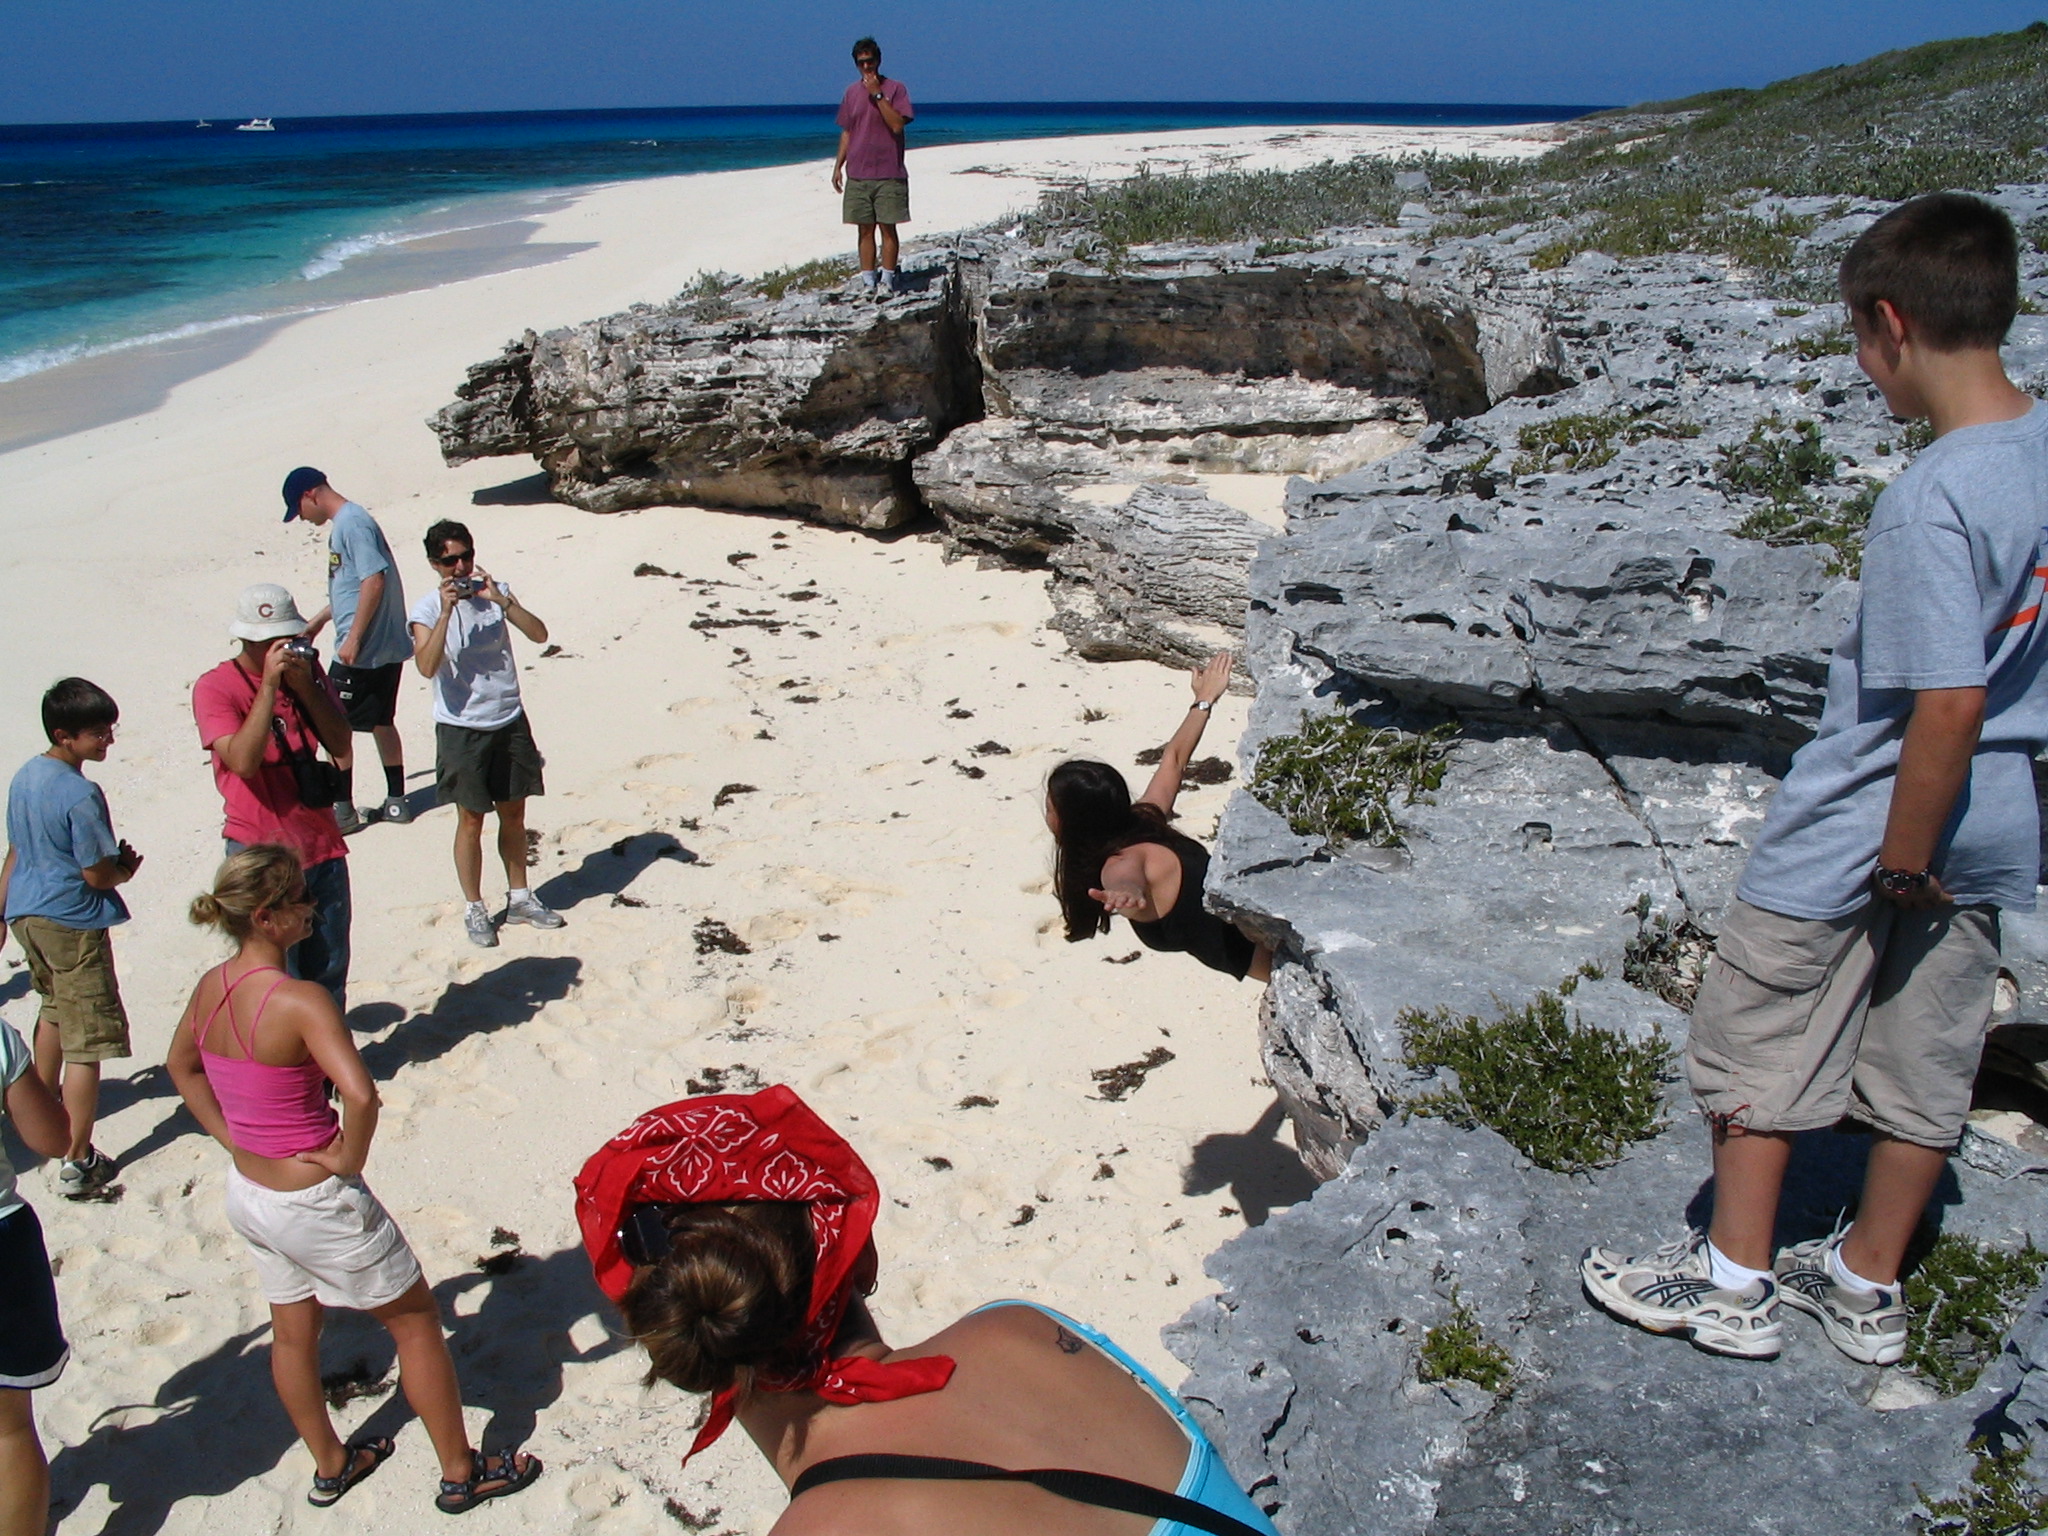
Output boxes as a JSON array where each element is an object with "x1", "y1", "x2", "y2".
[{"x1": 789, "y1": 1453, "x2": 1270, "y2": 1536}]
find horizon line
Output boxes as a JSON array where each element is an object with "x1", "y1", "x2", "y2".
[{"x1": 0, "y1": 98, "x2": 1614, "y2": 135}]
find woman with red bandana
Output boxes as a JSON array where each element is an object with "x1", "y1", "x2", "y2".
[{"x1": 576, "y1": 1086, "x2": 1280, "y2": 1536}]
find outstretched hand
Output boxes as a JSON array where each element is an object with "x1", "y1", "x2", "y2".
[
  {"x1": 1191, "y1": 651, "x2": 1233, "y2": 705},
  {"x1": 1090, "y1": 886, "x2": 1146, "y2": 914}
]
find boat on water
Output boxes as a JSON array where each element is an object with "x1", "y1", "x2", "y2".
[
  {"x1": 195, "y1": 119, "x2": 211, "y2": 127},
  {"x1": 234, "y1": 118, "x2": 275, "y2": 132}
]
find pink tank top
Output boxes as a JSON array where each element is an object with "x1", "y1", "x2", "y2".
[{"x1": 197, "y1": 963, "x2": 340, "y2": 1159}]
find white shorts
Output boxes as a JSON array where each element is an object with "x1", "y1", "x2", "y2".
[{"x1": 224, "y1": 1169, "x2": 423, "y2": 1310}]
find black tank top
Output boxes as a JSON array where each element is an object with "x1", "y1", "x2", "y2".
[{"x1": 1125, "y1": 841, "x2": 1257, "y2": 980}]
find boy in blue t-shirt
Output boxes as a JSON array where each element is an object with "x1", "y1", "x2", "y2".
[
  {"x1": 1584, "y1": 193, "x2": 2048, "y2": 1362},
  {"x1": 0, "y1": 677, "x2": 142, "y2": 1198}
]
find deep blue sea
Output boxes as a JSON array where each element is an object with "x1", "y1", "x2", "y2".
[{"x1": 0, "y1": 101, "x2": 1596, "y2": 386}]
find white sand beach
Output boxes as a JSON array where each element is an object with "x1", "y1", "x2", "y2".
[{"x1": 0, "y1": 119, "x2": 1554, "y2": 1534}]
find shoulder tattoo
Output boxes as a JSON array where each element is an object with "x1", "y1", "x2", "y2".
[{"x1": 1055, "y1": 1325, "x2": 1085, "y2": 1355}]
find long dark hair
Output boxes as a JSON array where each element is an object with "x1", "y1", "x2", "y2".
[
  {"x1": 618, "y1": 1201, "x2": 816, "y2": 1396},
  {"x1": 1046, "y1": 759, "x2": 1202, "y2": 941}
]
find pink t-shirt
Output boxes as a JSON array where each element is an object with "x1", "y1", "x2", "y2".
[
  {"x1": 192, "y1": 659, "x2": 348, "y2": 867},
  {"x1": 837, "y1": 78, "x2": 913, "y2": 180}
]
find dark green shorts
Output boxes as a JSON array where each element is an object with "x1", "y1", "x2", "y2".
[
  {"x1": 435, "y1": 713, "x2": 544, "y2": 813},
  {"x1": 843, "y1": 178, "x2": 910, "y2": 226}
]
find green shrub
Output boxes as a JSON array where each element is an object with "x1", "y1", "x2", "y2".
[
  {"x1": 1903, "y1": 1233, "x2": 2048, "y2": 1396},
  {"x1": 755, "y1": 256, "x2": 855, "y2": 300},
  {"x1": 1249, "y1": 714, "x2": 1456, "y2": 848},
  {"x1": 1511, "y1": 410, "x2": 1702, "y2": 476},
  {"x1": 1716, "y1": 416, "x2": 1882, "y2": 576},
  {"x1": 1920, "y1": 1441, "x2": 2048, "y2": 1536},
  {"x1": 1401, "y1": 991, "x2": 1673, "y2": 1173},
  {"x1": 1028, "y1": 158, "x2": 1406, "y2": 249},
  {"x1": 1417, "y1": 1291, "x2": 1513, "y2": 1394},
  {"x1": 1770, "y1": 324, "x2": 1855, "y2": 360},
  {"x1": 1621, "y1": 894, "x2": 1715, "y2": 1011}
]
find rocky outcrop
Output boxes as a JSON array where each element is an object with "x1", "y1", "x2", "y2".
[
  {"x1": 1167, "y1": 1112, "x2": 2048, "y2": 1536},
  {"x1": 1178, "y1": 193, "x2": 2048, "y2": 1533},
  {"x1": 432, "y1": 240, "x2": 1568, "y2": 655},
  {"x1": 432, "y1": 270, "x2": 982, "y2": 529}
]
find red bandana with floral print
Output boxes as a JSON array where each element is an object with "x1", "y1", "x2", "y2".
[{"x1": 575, "y1": 1085, "x2": 956, "y2": 1460}]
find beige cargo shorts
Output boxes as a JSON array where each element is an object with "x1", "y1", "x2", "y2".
[
  {"x1": 10, "y1": 916, "x2": 131, "y2": 1063},
  {"x1": 1686, "y1": 897, "x2": 2001, "y2": 1149}
]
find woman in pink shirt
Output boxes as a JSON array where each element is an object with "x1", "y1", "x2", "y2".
[{"x1": 167, "y1": 845, "x2": 540, "y2": 1514}]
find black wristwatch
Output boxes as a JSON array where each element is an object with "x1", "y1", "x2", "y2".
[{"x1": 1874, "y1": 864, "x2": 1930, "y2": 898}]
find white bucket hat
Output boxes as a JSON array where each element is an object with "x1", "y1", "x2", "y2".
[{"x1": 228, "y1": 583, "x2": 309, "y2": 642}]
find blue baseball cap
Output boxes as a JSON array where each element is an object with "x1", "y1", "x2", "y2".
[{"x1": 281, "y1": 466, "x2": 328, "y2": 521}]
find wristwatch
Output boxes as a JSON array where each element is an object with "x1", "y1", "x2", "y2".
[
  {"x1": 1874, "y1": 864, "x2": 1930, "y2": 898},
  {"x1": 1191, "y1": 700, "x2": 1214, "y2": 713},
  {"x1": 870, "y1": 91, "x2": 884, "y2": 101}
]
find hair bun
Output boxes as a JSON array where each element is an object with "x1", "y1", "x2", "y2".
[{"x1": 619, "y1": 1202, "x2": 815, "y2": 1395}]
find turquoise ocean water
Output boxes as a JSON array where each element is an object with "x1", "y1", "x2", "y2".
[{"x1": 0, "y1": 101, "x2": 1596, "y2": 388}]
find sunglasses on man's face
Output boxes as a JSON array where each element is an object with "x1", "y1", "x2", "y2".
[{"x1": 431, "y1": 548, "x2": 476, "y2": 568}]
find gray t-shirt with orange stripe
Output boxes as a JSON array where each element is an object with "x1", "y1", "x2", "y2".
[{"x1": 1739, "y1": 400, "x2": 2048, "y2": 919}]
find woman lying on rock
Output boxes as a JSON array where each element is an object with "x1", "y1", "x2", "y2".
[
  {"x1": 578, "y1": 1085, "x2": 1280, "y2": 1536},
  {"x1": 1046, "y1": 651, "x2": 1271, "y2": 983},
  {"x1": 167, "y1": 845, "x2": 541, "y2": 1514}
]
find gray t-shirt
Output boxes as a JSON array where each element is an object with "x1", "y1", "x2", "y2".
[
  {"x1": 1739, "y1": 400, "x2": 2048, "y2": 919},
  {"x1": 407, "y1": 582, "x2": 525, "y2": 729},
  {"x1": 327, "y1": 502, "x2": 412, "y2": 669}
]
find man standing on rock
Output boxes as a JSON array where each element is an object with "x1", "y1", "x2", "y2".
[
  {"x1": 831, "y1": 36, "x2": 913, "y2": 298},
  {"x1": 283, "y1": 467, "x2": 413, "y2": 831}
]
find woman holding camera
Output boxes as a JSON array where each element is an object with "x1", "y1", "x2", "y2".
[
  {"x1": 168, "y1": 844, "x2": 541, "y2": 1513},
  {"x1": 192, "y1": 584, "x2": 357, "y2": 1008}
]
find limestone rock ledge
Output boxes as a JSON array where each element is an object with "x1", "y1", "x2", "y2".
[
  {"x1": 431, "y1": 236, "x2": 1568, "y2": 659},
  {"x1": 1167, "y1": 1115, "x2": 2048, "y2": 1535}
]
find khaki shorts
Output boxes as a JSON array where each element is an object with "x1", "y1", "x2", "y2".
[
  {"x1": 843, "y1": 177, "x2": 910, "y2": 225},
  {"x1": 224, "y1": 1170, "x2": 423, "y2": 1310},
  {"x1": 1686, "y1": 898, "x2": 2001, "y2": 1149},
  {"x1": 10, "y1": 917, "x2": 130, "y2": 1063}
]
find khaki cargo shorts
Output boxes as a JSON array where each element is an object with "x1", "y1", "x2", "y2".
[
  {"x1": 10, "y1": 916, "x2": 131, "y2": 1063},
  {"x1": 842, "y1": 177, "x2": 910, "y2": 225},
  {"x1": 1686, "y1": 897, "x2": 2000, "y2": 1149}
]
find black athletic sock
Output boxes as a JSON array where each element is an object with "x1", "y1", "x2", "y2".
[
  {"x1": 340, "y1": 763, "x2": 355, "y2": 805},
  {"x1": 384, "y1": 765, "x2": 405, "y2": 801}
]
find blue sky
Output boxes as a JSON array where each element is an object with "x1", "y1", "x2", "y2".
[{"x1": 5, "y1": 1, "x2": 2041, "y2": 124}]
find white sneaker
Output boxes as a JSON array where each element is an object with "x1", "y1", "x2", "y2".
[
  {"x1": 464, "y1": 904, "x2": 499, "y2": 948},
  {"x1": 57, "y1": 1148, "x2": 116, "y2": 1199},
  {"x1": 1580, "y1": 1229, "x2": 1782, "y2": 1359},
  {"x1": 1773, "y1": 1235, "x2": 1910, "y2": 1366},
  {"x1": 334, "y1": 803, "x2": 366, "y2": 836},
  {"x1": 503, "y1": 893, "x2": 565, "y2": 930}
]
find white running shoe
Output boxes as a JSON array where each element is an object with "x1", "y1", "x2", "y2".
[
  {"x1": 57, "y1": 1147, "x2": 117, "y2": 1199},
  {"x1": 1773, "y1": 1235, "x2": 1910, "y2": 1366},
  {"x1": 1580, "y1": 1230, "x2": 1783, "y2": 1359},
  {"x1": 464, "y1": 904, "x2": 499, "y2": 948},
  {"x1": 503, "y1": 893, "x2": 566, "y2": 930}
]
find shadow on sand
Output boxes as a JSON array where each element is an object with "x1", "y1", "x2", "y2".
[
  {"x1": 534, "y1": 831, "x2": 697, "y2": 913},
  {"x1": 46, "y1": 1245, "x2": 621, "y2": 1535},
  {"x1": 1184, "y1": 1098, "x2": 1319, "y2": 1228}
]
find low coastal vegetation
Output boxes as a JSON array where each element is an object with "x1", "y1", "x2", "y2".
[
  {"x1": 1920, "y1": 1442, "x2": 2048, "y2": 1536},
  {"x1": 1620, "y1": 894, "x2": 1715, "y2": 1012},
  {"x1": 755, "y1": 255, "x2": 856, "y2": 300},
  {"x1": 1715, "y1": 416, "x2": 1878, "y2": 577},
  {"x1": 1903, "y1": 1233, "x2": 2048, "y2": 1396},
  {"x1": 1400, "y1": 990, "x2": 1673, "y2": 1173},
  {"x1": 1416, "y1": 1291, "x2": 1514, "y2": 1394},
  {"x1": 1027, "y1": 23, "x2": 2048, "y2": 297},
  {"x1": 1510, "y1": 409, "x2": 1700, "y2": 477},
  {"x1": 1248, "y1": 714, "x2": 1456, "y2": 848}
]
